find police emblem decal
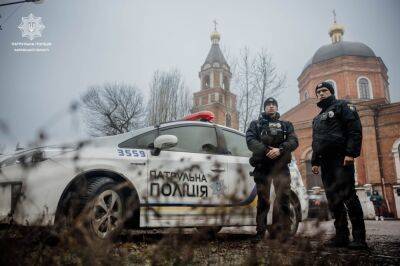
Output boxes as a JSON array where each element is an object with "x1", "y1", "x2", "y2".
[
  {"x1": 210, "y1": 180, "x2": 226, "y2": 196},
  {"x1": 18, "y1": 13, "x2": 45, "y2": 41},
  {"x1": 328, "y1": 111, "x2": 335, "y2": 118}
]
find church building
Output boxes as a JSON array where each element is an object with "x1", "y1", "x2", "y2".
[{"x1": 282, "y1": 17, "x2": 400, "y2": 218}]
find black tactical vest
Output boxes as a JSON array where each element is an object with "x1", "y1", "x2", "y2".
[{"x1": 258, "y1": 118, "x2": 287, "y2": 147}]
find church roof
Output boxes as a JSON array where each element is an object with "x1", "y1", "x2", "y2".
[
  {"x1": 203, "y1": 43, "x2": 228, "y2": 67},
  {"x1": 303, "y1": 41, "x2": 376, "y2": 72}
]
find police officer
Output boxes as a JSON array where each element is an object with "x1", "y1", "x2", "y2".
[
  {"x1": 246, "y1": 97, "x2": 298, "y2": 243},
  {"x1": 311, "y1": 82, "x2": 367, "y2": 249}
]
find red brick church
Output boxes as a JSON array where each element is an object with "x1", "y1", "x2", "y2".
[{"x1": 282, "y1": 19, "x2": 400, "y2": 218}]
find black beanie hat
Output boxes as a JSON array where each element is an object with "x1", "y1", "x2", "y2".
[
  {"x1": 315, "y1": 82, "x2": 334, "y2": 95},
  {"x1": 264, "y1": 97, "x2": 278, "y2": 109}
]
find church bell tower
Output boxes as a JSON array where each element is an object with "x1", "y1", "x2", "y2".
[{"x1": 192, "y1": 22, "x2": 239, "y2": 129}]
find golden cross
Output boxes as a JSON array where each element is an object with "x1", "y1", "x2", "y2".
[
  {"x1": 332, "y1": 9, "x2": 337, "y2": 23},
  {"x1": 213, "y1": 19, "x2": 218, "y2": 31}
]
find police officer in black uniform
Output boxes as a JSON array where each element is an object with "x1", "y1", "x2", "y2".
[
  {"x1": 246, "y1": 97, "x2": 298, "y2": 243},
  {"x1": 311, "y1": 82, "x2": 367, "y2": 249}
]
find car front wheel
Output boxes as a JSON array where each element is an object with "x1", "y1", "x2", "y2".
[{"x1": 83, "y1": 178, "x2": 126, "y2": 241}]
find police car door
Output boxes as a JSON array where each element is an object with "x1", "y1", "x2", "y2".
[
  {"x1": 147, "y1": 124, "x2": 228, "y2": 226},
  {"x1": 218, "y1": 128, "x2": 259, "y2": 225}
]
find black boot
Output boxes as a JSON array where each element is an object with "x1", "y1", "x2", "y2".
[
  {"x1": 324, "y1": 235, "x2": 349, "y2": 248},
  {"x1": 348, "y1": 240, "x2": 368, "y2": 250},
  {"x1": 251, "y1": 232, "x2": 265, "y2": 243}
]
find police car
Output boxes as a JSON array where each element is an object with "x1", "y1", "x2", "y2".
[{"x1": 0, "y1": 112, "x2": 308, "y2": 240}]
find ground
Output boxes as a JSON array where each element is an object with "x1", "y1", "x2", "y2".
[{"x1": 1, "y1": 220, "x2": 399, "y2": 265}]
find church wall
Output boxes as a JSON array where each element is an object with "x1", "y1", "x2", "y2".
[
  {"x1": 376, "y1": 103, "x2": 400, "y2": 185},
  {"x1": 192, "y1": 86, "x2": 239, "y2": 130},
  {"x1": 358, "y1": 109, "x2": 381, "y2": 184},
  {"x1": 213, "y1": 71, "x2": 220, "y2": 88},
  {"x1": 292, "y1": 125, "x2": 313, "y2": 187}
]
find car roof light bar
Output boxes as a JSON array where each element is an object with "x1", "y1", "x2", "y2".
[{"x1": 182, "y1": 111, "x2": 215, "y2": 122}]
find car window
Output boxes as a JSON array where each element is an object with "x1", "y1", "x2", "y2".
[
  {"x1": 221, "y1": 129, "x2": 252, "y2": 157},
  {"x1": 160, "y1": 126, "x2": 218, "y2": 154},
  {"x1": 119, "y1": 130, "x2": 157, "y2": 149}
]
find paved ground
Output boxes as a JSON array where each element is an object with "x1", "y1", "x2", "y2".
[
  {"x1": 1, "y1": 220, "x2": 399, "y2": 265},
  {"x1": 106, "y1": 220, "x2": 400, "y2": 265},
  {"x1": 218, "y1": 220, "x2": 400, "y2": 264},
  {"x1": 222, "y1": 219, "x2": 400, "y2": 238},
  {"x1": 125, "y1": 220, "x2": 400, "y2": 265}
]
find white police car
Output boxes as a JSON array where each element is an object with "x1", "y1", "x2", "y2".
[{"x1": 0, "y1": 112, "x2": 308, "y2": 240}]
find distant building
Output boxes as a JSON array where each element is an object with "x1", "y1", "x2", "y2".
[
  {"x1": 191, "y1": 27, "x2": 239, "y2": 130},
  {"x1": 282, "y1": 18, "x2": 400, "y2": 218}
]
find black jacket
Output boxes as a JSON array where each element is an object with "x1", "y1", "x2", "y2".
[
  {"x1": 246, "y1": 112, "x2": 298, "y2": 168},
  {"x1": 311, "y1": 95, "x2": 362, "y2": 166}
]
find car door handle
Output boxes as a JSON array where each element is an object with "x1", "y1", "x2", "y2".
[
  {"x1": 130, "y1": 162, "x2": 146, "y2": 166},
  {"x1": 211, "y1": 168, "x2": 225, "y2": 173}
]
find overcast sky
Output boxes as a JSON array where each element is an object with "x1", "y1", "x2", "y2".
[{"x1": 0, "y1": 0, "x2": 399, "y2": 152}]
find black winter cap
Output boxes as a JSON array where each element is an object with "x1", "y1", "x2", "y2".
[
  {"x1": 315, "y1": 82, "x2": 335, "y2": 95},
  {"x1": 264, "y1": 97, "x2": 278, "y2": 108}
]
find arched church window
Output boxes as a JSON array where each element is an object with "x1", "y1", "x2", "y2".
[
  {"x1": 226, "y1": 113, "x2": 232, "y2": 127},
  {"x1": 223, "y1": 76, "x2": 230, "y2": 90},
  {"x1": 218, "y1": 94, "x2": 224, "y2": 103},
  {"x1": 398, "y1": 141, "x2": 400, "y2": 159},
  {"x1": 202, "y1": 75, "x2": 210, "y2": 89},
  {"x1": 358, "y1": 77, "x2": 372, "y2": 99},
  {"x1": 393, "y1": 138, "x2": 400, "y2": 183}
]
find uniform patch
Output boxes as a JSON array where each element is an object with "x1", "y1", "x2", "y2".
[
  {"x1": 268, "y1": 122, "x2": 281, "y2": 128},
  {"x1": 348, "y1": 103, "x2": 356, "y2": 111}
]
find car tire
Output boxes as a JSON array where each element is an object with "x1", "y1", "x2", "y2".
[
  {"x1": 79, "y1": 177, "x2": 126, "y2": 241},
  {"x1": 196, "y1": 226, "x2": 222, "y2": 238},
  {"x1": 267, "y1": 195, "x2": 300, "y2": 238}
]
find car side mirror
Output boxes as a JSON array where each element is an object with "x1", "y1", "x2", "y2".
[{"x1": 151, "y1": 135, "x2": 178, "y2": 156}]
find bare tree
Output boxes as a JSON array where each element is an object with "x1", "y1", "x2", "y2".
[
  {"x1": 147, "y1": 69, "x2": 192, "y2": 125},
  {"x1": 235, "y1": 47, "x2": 258, "y2": 132},
  {"x1": 221, "y1": 45, "x2": 238, "y2": 80},
  {"x1": 81, "y1": 83, "x2": 144, "y2": 136},
  {"x1": 253, "y1": 49, "x2": 286, "y2": 114}
]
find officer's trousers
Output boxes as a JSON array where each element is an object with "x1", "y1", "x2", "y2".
[
  {"x1": 255, "y1": 166, "x2": 291, "y2": 236},
  {"x1": 320, "y1": 155, "x2": 366, "y2": 242}
]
